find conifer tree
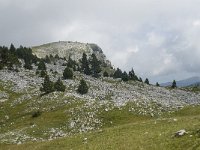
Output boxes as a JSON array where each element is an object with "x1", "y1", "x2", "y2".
[
  {"x1": 113, "y1": 68, "x2": 123, "y2": 78},
  {"x1": 24, "y1": 59, "x2": 33, "y2": 70},
  {"x1": 77, "y1": 79, "x2": 89, "y2": 94},
  {"x1": 129, "y1": 68, "x2": 138, "y2": 81},
  {"x1": 37, "y1": 60, "x2": 46, "y2": 70},
  {"x1": 44, "y1": 55, "x2": 51, "y2": 64},
  {"x1": 138, "y1": 77, "x2": 143, "y2": 82},
  {"x1": 54, "y1": 78, "x2": 66, "y2": 92},
  {"x1": 10, "y1": 43, "x2": 16, "y2": 54},
  {"x1": 144, "y1": 78, "x2": 150, "y2": 84},
  {"x1": 80, "y1": 53, "x2": 91, "y2": 75},
  {"x1": 40, "y1": 74, "x2": 54, "y2": 94},
  {"x1": 63, "y1": 67, "x2": 73, "y2": 79},
  {"x1": 122, "y1": 71, "x2": 129, "y2": 81},
  {"x1": 90, "y1": 53, "x2": 101, "y2": 77},
  {"x1": 172, "y1": 80, "x2": 177, "y2": 88},
  {"x1": 103, "y1": 71, "x2": 109, "y2": 77},
  {"x1": 40, "y1": 70, "x2": 47, "y2": 78},
  {"x1": 156, "y1": 82, "x2": 160, "y2": 86}
]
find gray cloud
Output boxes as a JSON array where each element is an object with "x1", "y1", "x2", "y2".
[{"x1": 1, "y1": 0, "x2": 200, "y2": 83}]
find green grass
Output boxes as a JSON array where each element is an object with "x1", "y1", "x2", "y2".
[{"x1": 1, "y1": 105, "x2": 200, "y2": 150}]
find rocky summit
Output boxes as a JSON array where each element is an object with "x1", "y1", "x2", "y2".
[{"x1": 32, "y1": 41, "x2": 111, "y2": 66}]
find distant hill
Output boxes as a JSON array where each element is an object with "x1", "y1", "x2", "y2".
[
  {"x1": 32, "y1": 41, "x2": 111, "y2": 67},
  {"x1": 160, "y1": 76, "x2": 200, "y2": 87}
]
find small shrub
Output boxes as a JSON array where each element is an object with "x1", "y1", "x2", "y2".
[{"x1": 32, "y1": 110, "x2": 41, "y2": 118}]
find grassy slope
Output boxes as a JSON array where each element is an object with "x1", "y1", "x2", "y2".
[{"x1": 1, "y1": 105, "x2": 200, "y2": 150}]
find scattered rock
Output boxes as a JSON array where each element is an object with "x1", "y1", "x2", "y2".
[{"x1": 175, "y1": 129, "x2": 187, "y2": 137}]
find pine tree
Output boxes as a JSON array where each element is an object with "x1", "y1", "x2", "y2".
[
  {"x1": 144, "y1": 78, "x2": 150, "y2": 84},
  {"x1": 67, "y1": 56, "x2": 77, "y2": 70},
  {"x1": 44, "y1": 55, "x2": 51, "y2": 64},
  {"x1": 10, "y1": 43, "x2": 16, "y2": 54},
  {"x1": 90, "y1": 53, "x2": 101, "y2": 77},
  {"x1": 113, "y1": 68, "x2": 123, "y2": 78},
  {"x1": 103, "y1": 71, "x2": 109, "y2": 77},
  {"x1": 40, "y1": 70, "x2": 47, "y2": 78},
  {"x1": 172, "y1": 80, "x2": 177, "y2": 88},
  {"x1": 54, "y1": 78, "x2": 66, "y2": 92},
  {"x1": 156, "y1": 82, "x2": 160, "y2": 86},
  {"x1": 77, "y1": 79, "x2": 89, "y2": 94},
  {"x1": 63, "y1": 67, "x2": 73, "y2": 79},
  {"x1": 37, "y1": 60, "x2": 46, "y2": 70},
  {"x1": 138, "y1": 77, "x2": 143, "y2": 82},
  {"x1": 24, "y1": 59, "x2": 33, "y2": 70},
  {"x1": 128, "y1": 68, "x2": 138, "y2": 81},
  {"x1": 40, "y1": 74, "x2": 54, "y2": 94},
  {"x1": 80, "y1": 53, "x2": 91, "y2": 75},
  {"x1": 122, "y1": 71, "x2": 129, "y2": 81}
]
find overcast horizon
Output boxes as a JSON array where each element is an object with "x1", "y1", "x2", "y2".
[{"x1": 1, "y1": 0, "x2": 200, "y2": 83}]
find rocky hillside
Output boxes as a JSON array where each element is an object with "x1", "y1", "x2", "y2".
[
  {"x1": 32, "y1": 41, "x2": 111, "y2": 66},
  {"x1": 1, "y1": 42, "x2": 200, "y2": 146}
]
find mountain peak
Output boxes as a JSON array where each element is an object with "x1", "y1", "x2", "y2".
[{"x1": 32, "y1": 41, "x2": 111, "y2": 66}]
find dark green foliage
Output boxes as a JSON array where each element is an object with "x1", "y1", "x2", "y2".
[
  {"x1": 138, "y1": 77, "x2": 143, "y2": 82},
  {"x1": 0, "y1": 45, "x2": 20, "y2": 70},
  {"x1": 156, "y1": 82, "x2": 160, "y2": 86},
  {"x1": 67, "y1": 56, "x2": 77, "y2": 70},
  {"x1": 80, "y1": 53, "x2": 91, "y2": 75},
  {"x1": 37, "y1": 60, "x2": 46, "y2": 71},
  {"x1": 55, "y1": 54, "x2": 59, "y2": 59},
  {"x1": 54, "y1": 78, "x2": 66, "y2": 92},
  {"x1": 24, "y1": 59, "x2": 33, "y2": 70},
  {"x1": 16, "y1": 46, "x2": 37, "y2": 64},
  {"x1": 90, "y1": 53, "x2": 101, "y2": 78},
  {"x1": 40, "y1": 70, "x2": 47, "y2": 78},
  {"x1": 113, "y1": 68, "x2": 123, "y2": 78},
  {"x1": 144, "y1": 78, "x2": 150, "y2": 85},
  {"x1": 32, "y1": 110, "x2": 41, "y2": 118},
  {"x1": 44, "y1": 55, "x2": 51, "y2": 63},
  {"x1": 122, "y1": 71, "x2": 129, "y2": 82},
  {"x1": 129, "y1": 68, "x2": 138, "y2": 81},
  {"x1": 172, "y1": 80, "x2": 177, "y2": 88},
  {"x1": 40, "y1": 74, "x2": 54, "y2": 94},
  {"x1": 103, "y1": 71, "x2": 109, "y2": 77},
  {"x1": 63, "y1": 67, "x2": 73, "y2": 79},
  {"x1": 10, "y1": 43, "x2": 16, "y2": 54},
  {"x1": 77, "y1": 79, "x2": 89, "y2": 94}
]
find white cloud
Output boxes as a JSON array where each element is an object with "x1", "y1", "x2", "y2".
[{"x1": 1, "y1": 0, "x2": 200, "y2": 83}]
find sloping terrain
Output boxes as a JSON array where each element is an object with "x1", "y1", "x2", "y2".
[
  {"x1": 1, "y1": 42, "x2": 200, "y2": 149},
  {"x1": 1, "y1": 62, "x2": 200, "y2": 148}
]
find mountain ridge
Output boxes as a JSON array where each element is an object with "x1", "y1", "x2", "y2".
[{"x1": 160, "y1": 76, "x2": 200, "y2": 87}]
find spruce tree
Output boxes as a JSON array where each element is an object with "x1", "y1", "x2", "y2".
[
  {"x1": 80, "y1": 53, "x2": 91, "y2": 75},
  {"x1": 10, "y1": 43, "x2": 16, "y2": 54},
  {"x1": 129, "y1": 68, "x2": 138, "y2": 81},
  {"x1": 77, "y1": 79, "x2": 89, "y2": 94},
  {"x1": 63, "y1": 67, "x2": 73, "y2": 79},
  {"x1": 113, "y1": 68, "x2": 123, "y2": 78},
  {"x1": 90, "y1": 53, "x2": 101, "y2": 77},
  {"x1": 122, "y1": 71, "x2": 129, "y2": 81},
  {"x1": 103, "y1": 71, "x2": 109, "y2": 77},
  {"x1": 40, "y1": 74, "x2": 54, "y2": 94},
  {"x1": 24, "y1": 59, "x2": 33, "y2": 70},
  {"x1": 172, "y1": 80, "x2": 177, "y2": 88},
  {"x1": 37, "y1": 60, "x2": 46, "y2": 71},
  {"x1": 54, "y1": 78, "x2": 66, "y2": 92},
  {"x1": 144, "y1": 78, "x2": 150, "y2": 84}
]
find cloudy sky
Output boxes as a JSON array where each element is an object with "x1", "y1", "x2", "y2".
[{"x1": 1, "y1": 0, "x2": 200, "y2": 83}]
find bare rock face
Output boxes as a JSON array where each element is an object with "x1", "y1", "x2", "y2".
[{"x1": 32, "y1": 41, "x2": 111, "y2": 66}]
